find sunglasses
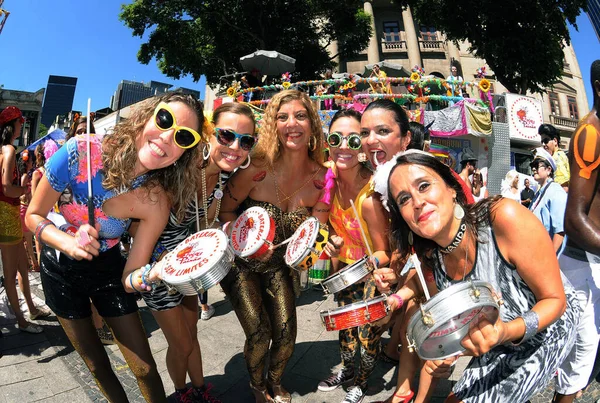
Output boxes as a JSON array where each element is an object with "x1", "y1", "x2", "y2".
[
  {"x1": 541, "y1": 137, "x2": 552, "y2": 145},
  {"x1": 153, "y1": 102, "x2": 203, "y2": 149},
  {"x1": 327, "y1": 132, "x2": 362, "y2": 150},
  {"x1": 215, "y1": 128, "x2": 257, "y2": 152}
]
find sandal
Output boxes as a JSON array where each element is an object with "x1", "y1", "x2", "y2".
[
  {"x1": 18, "y1": 323, "x2": 43, "y2": 334},
  {"x1": 372, "y1": 390, "x2": 414, "y2": 403},
  {"x1": 249, "y1": 382, "x2": 273, "y2": 403},
  {"x1": 266, "y1": 379, "x2": 291, "y2": 403}
]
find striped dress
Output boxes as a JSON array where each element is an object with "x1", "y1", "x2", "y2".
[
  {"x1": 432, "y1": 220, "x2": 580, "y2": 402},
  {"x1": 142, "y1": 171, "x2": 231, "y2": 311}
]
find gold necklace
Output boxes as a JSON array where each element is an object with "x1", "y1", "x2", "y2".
[
  {"x1": 200, "y1": 167, "x2": 222, "y2": 229},
  {"x1": 271, "y1": 164, "x2": 322, "y2": 204}
]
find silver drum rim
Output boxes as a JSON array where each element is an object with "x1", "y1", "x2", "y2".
[
  {"x1": 165, "y1": 244, "x2": 234, "y2": 296},
  {"x1": 407, "y1": 280, "x2": 499, "y2": 360},
  {"x1": 321, "y1": 256, "x2": 372, "y2": 294}
]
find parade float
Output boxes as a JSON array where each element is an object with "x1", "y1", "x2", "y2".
[{"x1": 213, "y1": 63, "x2": 542, "y2": 195}]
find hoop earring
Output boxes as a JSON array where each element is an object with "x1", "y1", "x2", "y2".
[
  {"x1": 239, "y1": 155, "x2": 251, "y2": 169},
  {"x1": 454, "y1": 201, "x2": 465, "y2": 220},
  {"x1": 203, "y1": 143, "x2": 211, "y2": 161},
  {"x1": 308, "y1": 135, "x2": 317, "y2": 152}
]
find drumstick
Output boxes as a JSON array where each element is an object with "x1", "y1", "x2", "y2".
[
  {"x1": 349, "y1": 199, "x2": 374, "y2": 258},
  {"x1": 272, "y1": 236, "x2": 293, "y2": 249},
  {"x1": 411, "y1": 254, "x2": 431, "y2": 301},
  {"x1": 86, "y1": 98, "x2": 95, "y2": 228}
]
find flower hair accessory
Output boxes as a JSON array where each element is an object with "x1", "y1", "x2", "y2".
[
  {"x1": 373, "y1": 149, "x2": 435, "y2": 211},
  {"x1": 476, "y1": 66, "x2": 487, "y2": 79},
  {"x1": 43, "y1": 140, "x2": 59, "y2": 160}
]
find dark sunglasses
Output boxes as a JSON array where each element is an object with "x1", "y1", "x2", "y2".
[
  {"x1": 153, "y1": 102, "x2": 203, "y2": 149},
  {"x1": 541, "y1": 137, "x2": 552, "y2": 145},
  {"x1": 327, "y1": 132, "x2": 362, "y2": 150},
  {"x1": 215, "y1": 128, "x2": 257, "y2": 152}
]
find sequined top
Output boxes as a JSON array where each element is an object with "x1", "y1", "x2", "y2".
[
  {"x1": 45, "y1": 137, "x2": 148, "y2": 252},
  {"x1": 329, "y1": 179, "x2": 375, "y2": 265},
  {"x1": 234, "y1": 198, "x2": 310, "y2": 273}
]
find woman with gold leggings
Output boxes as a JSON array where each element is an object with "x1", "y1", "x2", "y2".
[{"x1": 220, "y1": 90, "x2": 341, "y2": 403}]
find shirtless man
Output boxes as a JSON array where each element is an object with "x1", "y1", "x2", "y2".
[{"x1": 554, "y1": 59, "x2": 600, "y2": 403}]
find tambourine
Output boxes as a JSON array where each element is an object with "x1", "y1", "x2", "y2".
[
  {"x1": 161, "y1": 229, "x2": 234, "y2": 296},
  {"x1": 320, "y1": 295, "x2": 389, "y2": 331},
  {"x1": 406, "y1": 280, "x2": 502, "y2": 360},
  {"x1": 230, "y1": 206, "x2": 275, "y2": 259},
  {"x1": 285, "y1": 216, "x2": 329, "y2": 271}
]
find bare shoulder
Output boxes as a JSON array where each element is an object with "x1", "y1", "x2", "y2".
[{"x1": 1, "y1": 145, "x2": 15, "y2": 159}]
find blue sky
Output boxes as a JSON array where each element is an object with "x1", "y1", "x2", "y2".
[
  {"x1": 0, "y1": 1, "x2": 598, "y2": 114},
  {"x1": 0, "y1": 0, "x2": 207, "y2": 113}
]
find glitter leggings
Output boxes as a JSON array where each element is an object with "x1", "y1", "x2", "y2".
[
  {"x1": 337, "y1": 277, "x2": 383, "y2": 388},
  {"x1": 221, "y1": 266, "x2": 297, "y2": 387},
  {"x1": 59, "y1": 312, "x2": 166, "y2": 402}
]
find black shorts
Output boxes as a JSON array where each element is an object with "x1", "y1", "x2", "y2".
[{"x1": 40, "y1": 245, "x2": 138, "y2": 320}]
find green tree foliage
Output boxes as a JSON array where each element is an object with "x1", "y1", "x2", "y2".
[
  {"x1": 120, "y1": 0, "x2": 372, "y2": 86},
  {"x1": 38, "y1": 123, "x2": 48, "y2": 137},
  {"x1": 402, "y1": 0, "x2": 586, "y2": 94}
]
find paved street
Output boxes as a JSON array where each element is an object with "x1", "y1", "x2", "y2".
[{"x1": 1, "y1": 271, "x2": 599, "y2": 403}]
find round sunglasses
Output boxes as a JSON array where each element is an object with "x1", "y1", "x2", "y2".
[
  {"x1": 153, "y1": 102, "x2": 203, "y2": 149},
  {"x1": 327, "y1": 132, "x2": 362, "y2": 150},
  {"x1": 215, "y1": 128, "x2": 257, "y2": 152}
]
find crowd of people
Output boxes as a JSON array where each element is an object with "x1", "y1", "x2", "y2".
[{"x1": 0, "y1": 59, "x2": 599, "y2": 403}]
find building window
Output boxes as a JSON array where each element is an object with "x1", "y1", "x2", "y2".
[
  {"x1": 568, "y1": 96, "x2": 579, "y2": 120},
  {"x1": 383, "y1": 21, "x2": 401, "y2": 42},
  {"x1": 420, "y1": 26, "x2": 438, "y2": 41},
  {"x1": 549, "y1": 92, "x2": 560, "y2": 116}
]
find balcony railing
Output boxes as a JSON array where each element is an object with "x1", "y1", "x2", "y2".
[
  {"x1": 550, "y1": 114, "x2": 578, "y2": 129},
  {"x1": 418, "y1": 40, "x2": 446, "y2": 52},
  {"x1": 382, "y1": 38, "x2": 407, "y2": 53}
]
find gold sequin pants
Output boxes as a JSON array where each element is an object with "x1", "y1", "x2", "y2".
[
  {"x1": 337, "y1": 277, "x2": 383, "y2": 388},
  {"x1": 0, "y1": 201, "x2": 22, "y2": 245},
  {"x1": 221, "y1": 265, "x2": 297, "y2": 387}
]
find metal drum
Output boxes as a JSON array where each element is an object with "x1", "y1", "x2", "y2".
[
  {"x1": 285, "y1": 217, "x2": 329, "y2": 271},
  {"x1": 406, "y1": 280, "x2": 501, "y2": 361},
  {"x1": 320, "y1": 295, "x2": 389, "y2": 331},
  {"x1": 230, "y1": 206, "x2": 275, "y2": 259},
  {"x1": 161, "y1": 229, "x2": 234, "y2": 296},
  {"x1": 321, "y1": 256, "x2": 374, "y2": 295}
]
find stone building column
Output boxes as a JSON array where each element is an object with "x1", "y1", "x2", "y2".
[
  {"x1": 402, "y1": 6, "x2": 422, "y2": 68},
  {"x1": 364, "y1": 1, "x2": 380, "y2": 64}
]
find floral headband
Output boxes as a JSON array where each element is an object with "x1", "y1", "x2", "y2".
[{"x1": 373, "y1": 149, "x2": 435, "y2": 211}]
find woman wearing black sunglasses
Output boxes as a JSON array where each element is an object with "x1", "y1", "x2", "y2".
[
  {"x1": 26, "y1": 93, "x2": 204, "y2": 403},
  {"x1": 141, "y1": 102, "x2": 256, "y2": 403},
  {"x1": 220, "y1": 90, "x2": 342, "y2": 403},
  {"x1": 317, "y1": 108, "x2": 391, "y2": 403}
]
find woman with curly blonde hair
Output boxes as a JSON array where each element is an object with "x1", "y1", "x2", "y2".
[
  {"x1": 26, "y1": 92, "x2": 204, "y2": 402},
  {"x1": 220, "y1": 90, "x2": 342, "y2": 403}
]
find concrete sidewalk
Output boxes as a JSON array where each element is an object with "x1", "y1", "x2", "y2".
[{"x1": 1, "y1": 272, "x2": 598, "y2": 402}]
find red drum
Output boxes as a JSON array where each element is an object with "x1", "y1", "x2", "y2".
[
  {"x1": 320, "y1": 295, "x2": 389, "y2": 331},
  {"x1": 230, "y1": 207, "x2": 276, "y2": 259}
]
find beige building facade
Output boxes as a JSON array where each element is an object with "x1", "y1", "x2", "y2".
[{"x1": 344, "y1": 1, "x2": 589, "y2": 147}]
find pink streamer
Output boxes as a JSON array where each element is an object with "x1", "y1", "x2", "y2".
[{"x1": 318, "y1": 167, "x2": 336, "y2": 205}]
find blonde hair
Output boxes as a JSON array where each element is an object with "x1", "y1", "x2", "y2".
[
  {"x1": 102, "y1": 93, "x2": 204, "y2": 220},
  {"x1": 252, "y1": 90, "x2": 324, "y2": 166}
]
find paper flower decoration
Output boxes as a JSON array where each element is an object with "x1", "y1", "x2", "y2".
[
  {"x1": 478, "y1": 78, "x2": 491, "y2": 93},
  {"x1": 226, "y1": 87, "x2": 236, "y2": 97},
  {"x1": 282, "y1": 72, "x2": 292, "y2": 82},
  {"x1": 476, "y1": 66, "x2": 487, "y2": 79},
  {"x1": 282, "y1": 81, "x2": 291, "y2": 89},
  {"x1": 410, "y1": 72, "x2": 421, "y2": 82}
]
